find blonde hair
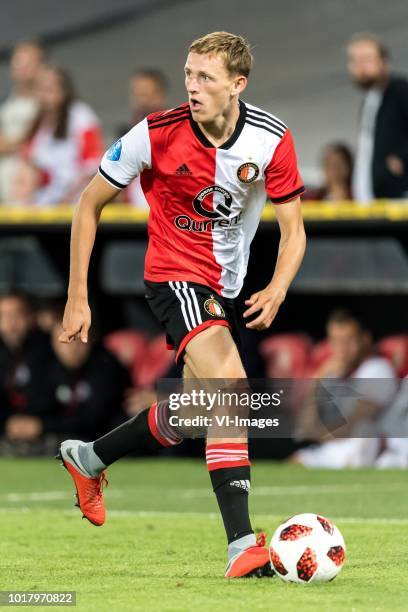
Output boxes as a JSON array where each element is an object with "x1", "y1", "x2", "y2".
[{"x1": 189, "y1": 31, "x2": 253, "y2": 77}]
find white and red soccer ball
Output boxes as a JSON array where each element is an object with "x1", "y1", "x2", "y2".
[{"x1": 269, "y1": 513, "x2": 346, "y2": 583}]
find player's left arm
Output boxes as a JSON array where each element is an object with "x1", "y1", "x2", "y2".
[
  {"x1": 244, "y1": 197, "x2": 306, "y2": 330},
  {"x1": 244, "y1": 128, "x2": 306, "y2": 330}
]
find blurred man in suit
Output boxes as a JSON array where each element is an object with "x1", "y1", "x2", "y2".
[
  {"x1": 347, "y1": 33, "x2": 408, "y2": 201},
  {"x1": 45, "y1": 322, "x2": 130, "y2": 440}
]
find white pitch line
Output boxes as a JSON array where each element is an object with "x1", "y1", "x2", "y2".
[
  {"x1": 178, "y1": 482, "x2": 405, "y2": 499},
  {"x1": 0, "y1": 482, "x2": 403, "y2": 503},
  {"x1": 0, "y1": 490, "x2": 123, "y2": 503},
  {"x1": 1, "y1": 506, "x2": 407, "y2": 525},
  {"x1": 104, "y1": 510, "x2": 408, "y2": 525},
  {"x1": 3, "y1": 491, "x2": 72, "y2": 502}
]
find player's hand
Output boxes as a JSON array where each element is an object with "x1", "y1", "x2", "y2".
[
  {"x1": 58, "y1": 296, "x2": 91, "y2": 343},
  {"x1": 316, "y1": 356, "x2": 349, "y2": 379},
  {"x1": 243, "y1": 287, "x2": 285, "y2": 330}
]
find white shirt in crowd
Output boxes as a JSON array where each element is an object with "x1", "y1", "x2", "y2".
[
  {"x1": 295, "y1": 356, "x2": 398, "y2": 469},
  {"x1": 352, "y1": 88, "x2": 383, "y2": 204},
  {"x1": 25, "y1": 101, "x2": 104, "y2": 206},
  {"x1": 376, "y1": 377, "x2": 408, "y2": 468}
]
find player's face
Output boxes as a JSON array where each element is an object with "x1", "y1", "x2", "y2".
[
  {"x1": 347, "y1": 41, "x2": 388, "y2": 89},
  {"x1": 130, "y1": 76, "x2": 166, "y2": 111},
  {"x1": 10, "y1": 45, "x2": 43, "y2": 85},
  {"x1": 184, "y1": 52, "x2": 246, "y2": 122},
  {"x1": 37, "y1": 69, "x2": 65, "y2": 111},
  {"x1": 0, "y1": 297, "x2": 33, "y2": 350},
  {"x1": 327, "y1": 321, "x2": 366, "y2": 367},
  {"x1": 323, "y1": 148, "x2": 350, "y2": 184}
]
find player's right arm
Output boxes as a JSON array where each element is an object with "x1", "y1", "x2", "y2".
[
  {"x1": 59, "y1": 118, "x2": 152, "y2": 344},
  {"x1": 59, "y1": 175, "x2": 120, "y2": 343}
]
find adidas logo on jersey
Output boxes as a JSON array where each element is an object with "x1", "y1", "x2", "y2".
[
  {"x1": 175, "y1": 163, "x2": 192, "y2": 176},
  {"x1": 230, "y1": 480, "x2": 251, "y2": 492}
]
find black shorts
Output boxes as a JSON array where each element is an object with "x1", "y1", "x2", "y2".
[{"x1": 144, "y1": 280, "x2": 241, "y2": 364}]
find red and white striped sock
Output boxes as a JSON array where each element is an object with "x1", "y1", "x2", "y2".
[
  {"x1": 148, "y1": 401, "x2": 183, "y2": 447},
  {"x1": 206, "y1": 443, "x2": 250, "y2": 471},
  {"x1": 93, "y1": 400, "x2": 182, "y2": 464}
]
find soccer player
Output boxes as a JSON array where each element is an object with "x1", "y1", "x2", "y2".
[{"x1": 57, "y1": 32, "x2": 306, "y2": 578}]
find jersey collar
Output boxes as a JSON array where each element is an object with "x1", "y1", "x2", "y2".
[{"x1": 189, "y1": 99, "x2": 247, "y2": 150}]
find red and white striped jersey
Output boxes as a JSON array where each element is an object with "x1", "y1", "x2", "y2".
[{"x1": 99, "y1": 100, "x2": 304, "y2": 298}]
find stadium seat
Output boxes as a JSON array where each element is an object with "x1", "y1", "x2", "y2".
[
  {"x1": 100, "y1": 241, "x2": 162, "y2": 335},
  {"x1": 100, "y1": 241, "x2": 147, "y2": 295},
  {"x1": 291, "y1": 238, "x2": 408, "y2": 293},
  {"x1": 259, "y1": 334, "x2": 314, "y2": 412},
  {"x1": 136, "y1": 333, "x2": 174, "y2": 388},
  {"x1": 105, "y1": 330, "x2": 173, "y2": 388},
  {"x1": 377, "y1": 335, "x2": 408, "y2": 377},
  {"x1": 105, "y1": 330, "x2": 149, "y2": 388},
  {"x1": 259, "y1": 334, "x2": 312, "y2": 378},
  {"x1": 0, "y1": 237, "x2": 64, "y2": 296}
]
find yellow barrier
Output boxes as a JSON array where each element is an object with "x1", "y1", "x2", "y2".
[{"x1": 0, "y1": 201, "x2": 408, "y2": 224}]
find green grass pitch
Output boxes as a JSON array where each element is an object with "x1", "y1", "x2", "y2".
[{"x1": 0, "y1": 457, "x2": 407, "y2": 611}]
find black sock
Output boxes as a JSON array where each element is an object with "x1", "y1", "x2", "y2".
[
  {"x1": 209, "y1": 466, "x2": 253, "y2": 544},
  {"x1": 93, "y1": 408, "x2": 164, "y2": 466}
]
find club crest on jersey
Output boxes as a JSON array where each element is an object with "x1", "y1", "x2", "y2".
[
  {"x1": 107, "y1": 139, "x2": 122, "y2": 161},
  {"x1": 237, "y1": 162, "x2": 259, "y2": 184},
  {"x1": 204, "y1": 296, "x2": 225, "y2": 318}
]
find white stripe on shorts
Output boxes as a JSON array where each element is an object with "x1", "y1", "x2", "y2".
[
  {"x1": 179, "y1": 282, "x2": 198, "y2": 329},
  {"x1": 169, "y1": 281, "x2": 192, "y2": 331},
  {"x1": 188, "y1": 286, "x2": 203, "y2": 325}
]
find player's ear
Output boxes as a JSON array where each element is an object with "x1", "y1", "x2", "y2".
[{"x1": 232, "y1": 75, "x2": 247, "y2": 96}]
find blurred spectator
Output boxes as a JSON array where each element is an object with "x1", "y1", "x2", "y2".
[
  {"x1": 376, "y1": 377, "x2": 408, "y2": 468},
  {"x1": 118, "y1": 68, "x2": 169, "y2": 135},
  {"x1": 0, "y1": 41, "x2": 45, "y2": 202},
  {"x1": 304, "y1": 143, "x2": 353, "y2": 201},
  {"x1": 104, "y1": 329, "x2": 178, "y2": 418},
  {"x1": 34, "y1": 297, "x2": 65, "y2": 334},
  {"x1": 42, "y1": 322, "x2": 130, "y2": 440},
  {"x1": 290, "y1": 309, "x2": 397, "y2": 468},
  {"x1": 129, "y1": 68, "x2": 168, "y2": 124},
  {"x1": 116, "y1": 69, "x2": 168, "y2": 207},
  {"x1": 347, "y1": 33, "x2": 408, "y2": 201},
  {"x1": 0, "y1": 292, "x2": 54, "y2": 449},
  {"x1": 11, "y1": 65, "x2": 104, "y2": 206}
]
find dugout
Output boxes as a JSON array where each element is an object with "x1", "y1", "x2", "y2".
[{"x1": 0, "y1": 201, "x2": 406, "y2": 350}]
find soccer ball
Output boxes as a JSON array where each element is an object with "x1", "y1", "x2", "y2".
[{"x1": 269, "y1": 513, "x2": 346, "y2": 583}]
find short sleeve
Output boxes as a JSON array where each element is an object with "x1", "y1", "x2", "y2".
[
  {"x1": 265, "y1": 129, "x2": 305, "y2": 204},
  {"x1": 99, "y1": 118, "x2": 151, "y2": 189}
]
